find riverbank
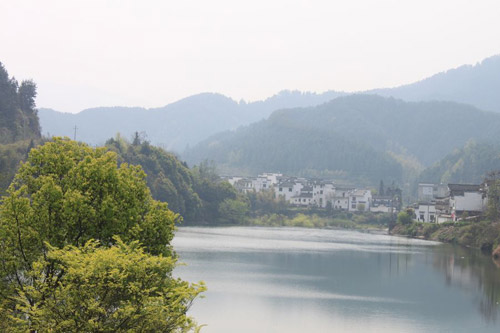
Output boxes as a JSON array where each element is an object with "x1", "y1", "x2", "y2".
[
  {"x1": 391, "y1": 220, "x2": 500, "y2": 254},
  {"x1": 246, "y1": 213, "x2": 388, "y2": 230}
]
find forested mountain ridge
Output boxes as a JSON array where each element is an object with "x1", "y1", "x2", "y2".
[
  {"x1": 184, "y1": 95, "x2": 500, "y2": 185},
  {"x1": 418, "y1": 142, "x2": 500, "y2": 185},
  {"x1": 39, "y1": 90, "x2": 344, "y2": 152},
  {"x1": 369, "y1": 54, "x2": 500, "y2": 112}
]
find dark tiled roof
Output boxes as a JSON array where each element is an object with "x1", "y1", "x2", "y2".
[{"x1": 448, "y1": 184, "x2": 480, "y2": 196}]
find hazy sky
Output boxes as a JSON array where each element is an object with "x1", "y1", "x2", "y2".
[{"x1": 1, "y1": 0, "x2": 500, "y2": 113}]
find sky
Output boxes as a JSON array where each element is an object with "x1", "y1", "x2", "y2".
[{"x1": 1, "y1": 0, "x2": 500, "y2": 113}]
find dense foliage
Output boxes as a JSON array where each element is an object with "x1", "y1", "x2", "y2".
[
  {"x1": 105, "y1": 135, "x2": 244, "y2": 224},
  {"x1": 418, "y1": 141, "x2": 500, "y2": 184},
  {"x1": 0, "y1": 138, "x2": 204, "y2": 331},
  {"x1": 0, "y1": 62, "x2": 40, "y2": 144}
]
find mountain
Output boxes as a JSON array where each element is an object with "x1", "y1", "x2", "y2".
[
  {"x1": 369, "y1": 55, "x2": 500, "y2": 112},
  {"x1": 418, "y1": 142, "x2": 500, "y2": 185},
  {"x1": 183, "y1": 95, "x2": 500, "y2": 185},
  {"x1": 38, "y1": 90, "x2": 344, "y2": 152}
]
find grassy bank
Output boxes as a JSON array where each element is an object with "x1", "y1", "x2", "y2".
[
  {"x1": 247, "y1": 212, "x2": 389, "y2": 230},
  {"x1": 391, "y1": 221, "x2": 500, "y2": 254}
]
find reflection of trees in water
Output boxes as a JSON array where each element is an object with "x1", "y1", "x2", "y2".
[{"x1": 432, "y1": 245, "x2": 500, "y2": 322}]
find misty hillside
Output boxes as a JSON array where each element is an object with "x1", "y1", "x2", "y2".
[
  {"x1": 39, "y1": 90, "x2": 344, "y2": 152},
  {"x1": 418, "y1": 142, "x2": 500, "y2": 185},
  {"x1": 183, "y1": 95, "x2": 500, "y2": 184},
  {"x1": 369, "y1": 55, "x2": 500, "y2": 112}
]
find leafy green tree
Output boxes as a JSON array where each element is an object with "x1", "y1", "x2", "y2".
[
  {"x1": 0, "y1": 62, "x2": 40, "y2": 143},
  {"x1": 0, "y1": 138, "x2": 203, "y2": 330},
  {"x1": 106, "y1": 136, "x2": 202, "y2": 222},
  {"x1": 397, "y1": 209, "x2": 414, "y2": 225},
  {"x1": 218, "y1": 198, "x2": 249, "y2": 224},
  {"x1": 13, "y1": 238, "x2": 205, "y2": 332}
]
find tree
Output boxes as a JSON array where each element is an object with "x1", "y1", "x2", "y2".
[
  {"x1": 0, "y1": 138, "x2": 204, "y2": 330},
  {"x1": 379, "y1": 180, "x2": 385, "y2": 196},
  {"x1": 485, "y1": 171, "x2": 500, "y2": 221},
  {"x1": 14, "y1": 238, "x2": 205, "y2": 332},
  {"x1": 218, "y1": 198, "x2": 249, "y2": 224},
  {"x1": 397, "y1": 208, "x2": 414, "y2": 225}
]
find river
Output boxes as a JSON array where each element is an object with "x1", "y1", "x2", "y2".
[{"x1": 172, "y1": 227, "x2": 500, "y2": 332}]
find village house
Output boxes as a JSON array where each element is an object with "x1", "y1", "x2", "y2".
[
  {"x1": 415, "y1": 202, "x2": 436, "y2": 222},
  {"x1": 331, "y1": 187, "x2": 353, "y2": 210},
  {"x1": 370, "y1": 195, "x2": 396, "y2": 213},
  {"x1": 275, "y1": 178, "x2": 305, "y2": 201},
  {"x1": 413, "y1": 182, "x2": 487, "y2": 223},
  {"x1": 348, "y1": 189, "x2": 372, "y2": 212},
  {"x1": 448, "y1": 183, "x2": 487, "y2": 220}
]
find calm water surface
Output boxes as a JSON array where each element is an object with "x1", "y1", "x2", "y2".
[{"x1": 172, "y1": 227, "x2": 500, "y2": 332}]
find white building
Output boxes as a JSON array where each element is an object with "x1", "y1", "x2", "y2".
[
  {"x1": 348, "y1": 189, "x2": 372, "y2": 212},
  {"x1": 448, "y1": 184, "x2": 487, "y2": 219},
  {"x1": 312, "y1": 181, "x2": 335, "y2": 208},
  {"x1": 330, "y1": 187, "x2": 353, "y2": 210},
  {"x1": 275, "y1": 179, "x2": 304, "y2": 201},
  {"x1": 258, "y1": 173, "x2": 282, "y2": 186},
  {"x1": 415, "y1": 203, "x2": 436, "y2": 223}
]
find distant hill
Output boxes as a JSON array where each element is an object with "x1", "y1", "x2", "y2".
[
  {"x1": 418, "y1": 142, "x2": 500, "y2": 185},
  {"x1": 39, "y1": 90, "x2": 344, "y2": 152},
  {"x1": 183, "y1": 95, "x2": 500, "y2": 185},
  {"x1": 369, "y1": 55, "x2": 500, "y2": 112}
]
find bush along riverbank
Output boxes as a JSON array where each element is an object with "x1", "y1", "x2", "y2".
[
  {"x1": 391, "y1": 220, "x2": 500, "y2": 255},
  {"x1": 247, "y1": 212, "x2": 391, "y2": 230}
]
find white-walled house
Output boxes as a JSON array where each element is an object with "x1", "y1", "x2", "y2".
[
  {"x1": 330, "y1": 187, "x2": 353, "y2": 210},
  {"x1": 312, "y1": 181, "x2": 335, "y2": 208},
  {"x1": 348, "y1": 189, "x2": 372, "y2": 212},
  {"x1": 448, "y1": 184, "x2": 487, "y2": 219},
  {"x1": 258, "y1": 173, "x2": 282, "y2": 186},
  {"x1": 370, "y1": 196, "x2": 396, "y2": 213},
  {"x1": 415, "y1": 203, "x2": 436, "y2": 223},
  {"x1": 276, "y1": 180, "x2": 304, "y2": 201}
]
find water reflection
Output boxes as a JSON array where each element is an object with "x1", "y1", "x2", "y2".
[
  {"x1": 429, "y1": 245, "x2": 500, "y2": 322},
  {"x1": 173, "y1": 227, "x2": 500, "y2": 332}
]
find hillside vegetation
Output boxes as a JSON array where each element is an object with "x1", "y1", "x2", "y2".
[
  {"x1": 184, "y1": 95, "x2": 500, "y2": 185},
  {"x1": 419, "y1": 141, "x2": 500, "y2": 185},
  {"x1": 0, "y1": 62, "x2": 43, "y2": 193}
]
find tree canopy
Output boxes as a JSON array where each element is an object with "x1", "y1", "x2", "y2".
[
  {"x1": 0, "y1": 138, "x2": 204, "y2": 331},
  {"x1": 0, "y1": 62, "x2": 40, "y2": 144}
]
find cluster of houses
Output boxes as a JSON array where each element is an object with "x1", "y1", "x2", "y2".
[
  {"x1": 224, "y1": 173, "x2": 400, "y2": 213},
  {"x1": 224, "y1": 173, "x2": 491, "y2": 224},
  {"x1": 412, "y1": 183, "x2": 488, "y2": 223}
]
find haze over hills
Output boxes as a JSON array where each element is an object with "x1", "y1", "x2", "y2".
[
  {"x1": 38, "y1": 54, "x2": 500, "y2": 156},
  {"x1": 39, "y1": 90, "x2": 344, "y2": 152},
  {"x1": 418, "y1": 141, "x2": 500, "y2": 185},
  {"x1": 369, "y1": 55, "x2": 500, "y2": 112},
  {"x1": 183, "y1": 95, "x2": 500, "y2": 185}
]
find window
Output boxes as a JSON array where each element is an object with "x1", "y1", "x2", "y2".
[
  {"x1": 279, "y1": 187, "x2": 283, "y2": 192},
  {"x1": 289, "y1": 188, "x2": 292, "y2": 192},
  {"x1": 420, "y1": 214, "x2": 425, "y2": 221},
  {"x1": 320, "y1": 190, "x2": 323, "y2": 194}
]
